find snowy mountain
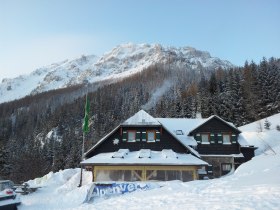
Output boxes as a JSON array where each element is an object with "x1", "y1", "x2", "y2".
[{"x1": 0, "y1": 43, "x2": 234, "y2": 104}]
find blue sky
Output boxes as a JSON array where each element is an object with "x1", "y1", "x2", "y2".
[{"x1": 0, "y1": 0, "x2": 279, "y2": 81}]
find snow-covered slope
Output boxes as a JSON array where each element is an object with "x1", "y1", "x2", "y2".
[
  {"x1": 239, "y1": 113, "x2": 280, "y2": 155},
  {"x1": 18, "y1": 114, "x2": 280, "y2": 210},
  {"x1": 0, "y1": 43, "x2": 234, "y2": 104}
]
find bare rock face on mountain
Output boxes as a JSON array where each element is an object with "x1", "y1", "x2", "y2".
[{"x1": 0, "y1": 43, "x2": 234, "y2": 104}]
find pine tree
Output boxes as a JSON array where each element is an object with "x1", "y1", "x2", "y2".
[
  {"x1": 258, "y1": 57, "x2": 274, "y2": 117},
  {"x1": 264, "y1": 118, "x2": 271, "y2": 130},
  {"x1": 209, "y1": 72, "x2": 217, "y2": 95},
  {"x1": 242, "y1": 61, "x2": 259, "y2": 121}
]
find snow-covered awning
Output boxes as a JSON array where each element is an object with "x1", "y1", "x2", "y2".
[
  {"x1": 200, "y1": 153, "x2": 244, "y2": 158},
  {"x1": 81, "y1": 149, "x2": 208, "y2": 166},
  {"x1": 238, "y1": 133, "x2": 257, "y2": 148}
]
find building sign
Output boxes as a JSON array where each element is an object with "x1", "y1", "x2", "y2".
[{"x1": 84, "y1": 182, "x2": 160, "y2": 203}]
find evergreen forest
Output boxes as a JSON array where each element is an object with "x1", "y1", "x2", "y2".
[{"x1": 0, "y1": 57, "x2": 279, "y2": 182}]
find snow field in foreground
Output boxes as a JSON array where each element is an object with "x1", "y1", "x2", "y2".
[{"x1": 18, "y1": 146, "x2": 280, "y2": 210}]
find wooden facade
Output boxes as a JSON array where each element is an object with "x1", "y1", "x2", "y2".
[
  {"x1": 188, "y1": 116, "x2": 256, "y2": 177},
  {"x1": 86, "y1": 125, "x2": 190, "y2": 158},
  {"x1": 189, "y1": 117, "x2": 241, "y2": 155}
]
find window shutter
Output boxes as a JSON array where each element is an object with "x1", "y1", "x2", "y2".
[
  {"x1": 218, "y1": 133, "x2": 223, "y2": 144},
  {"x1": 231, "y1": 134, "x2": 237, "y2": 143},
  {"x1": 210, "y1": 134, "x2": 215, "y2": 144},
  {"x1": 156, "y1": 131, "x2": 160, "y2": 142},
  {"x1": 195, "y1": 134, "x2": 201, "y2": 144},
  {"x1": 207, "y1": 165, "x2": 213, "y2": 174},
  {"x1": 122, "y1": 131, "x2": 127, "y2": 141},
  {"x1": 136, "y1": 131, "x2": 141, "y2": 141},
  {"x1": 142, "y1": 131, "x2": 146, "y2": 141}
]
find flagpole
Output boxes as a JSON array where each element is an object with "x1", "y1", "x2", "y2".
[
  {"x1": 79, "y1": 80, "x2": 89, "y2": 187},
  {"x1": 78, "y1": 130, "x2": 85, "y2": 187}
]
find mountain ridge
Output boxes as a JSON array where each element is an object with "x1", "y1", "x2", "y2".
[{"x1": 0, "y1": 43, "x2": 234, "y2": 104}]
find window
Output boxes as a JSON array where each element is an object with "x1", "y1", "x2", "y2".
[
  {"x1": 96, "y1": 170, "x2": 142, "y2": 182},
  {"x1": 201, "y1": 134, "x2": 209, "y2": 144},
  {"x1": 221, "y1": 163, "x2": 232, "y2": 175},
  {"x1": 147, "y1": 130, "x2": 155, "y2": 142},
  {"x1": 223, "y1": 134, "x2": 231, "y2": 144},
  {"x1": 146, "y1": 170, "x2": 194, "y2": 181},
  {"x1": 128, "y1": 131, "x2": 136, "y2": 142}
]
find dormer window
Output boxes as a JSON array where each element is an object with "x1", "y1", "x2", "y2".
[{"x1": 175, "y1": 130, "x2": 183, "y2": 135}]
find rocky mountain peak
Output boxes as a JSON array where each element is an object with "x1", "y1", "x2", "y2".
[{"x1": 0, "y1": 43, "x2": 234, "y2": 104}]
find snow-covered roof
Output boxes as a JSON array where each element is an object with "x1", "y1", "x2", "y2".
[
  {"x1": 237, "y1": 130, "x2": 257, "y2": 149},
  {"x1": 112, "y1": 149, "x2": 129, "y2": 158},
  {"x1": 161, "y1": 149, "x2": 178, "y2": 158},
  {"x1": 138, "y1": 149, "x2": 151, "y2": 158},
  {"x1": 122, "y1": 110, "x2": 160, "y2": 125},
  {"x1": 81, "y1": 149, "x2": 208, "y2": 166},
  {"x1": 156, "y1": 118, "x2": 204, "y2": 146},
  {"x1": 156, "y1": 118, "x2": 205, "y2": 157},
  {"x1": 238, "y1": 133, "x2": 252, "y2": 147}
]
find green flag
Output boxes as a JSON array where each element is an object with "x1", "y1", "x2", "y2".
[{"x1": 83, "y1": 95, "x2": 90, "y2": 133}]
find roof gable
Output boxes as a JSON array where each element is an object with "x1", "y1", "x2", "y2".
[
  {"x1": 188, "y1": 115, "x2": 241, "y2": 135},
  {"x1": 122, "y1": 110, "x2": 160, "y2": 126},
  {"x1": 85, "y1": 125, "x2": 120, "y2": 158}
]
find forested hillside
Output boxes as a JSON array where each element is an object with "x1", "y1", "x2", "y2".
[{"x1": 0, "y1": 57, "x2": 279, "y2": 182}]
